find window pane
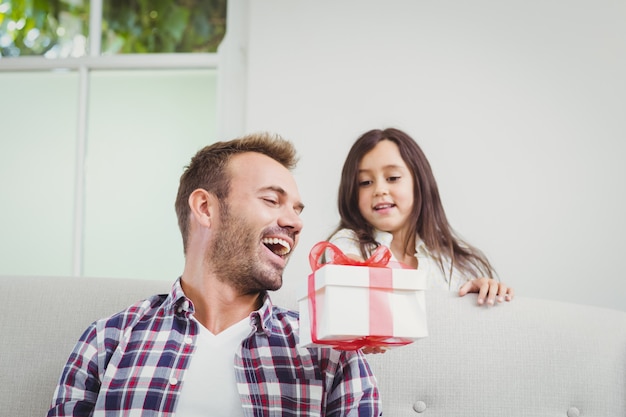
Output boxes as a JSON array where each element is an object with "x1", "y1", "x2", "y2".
[
  {"x1": 0, "y1": 0, "x2": 89, "y2": 58},
  {"x1": 0, "y1": 71, "x2": 78, "y2": 276},
  {"x1": 0, "y1": 0, "x2": 226, "y2": 57},
  {"x1": 83, "y1": 69, "x2": 218, "y2": 280},
  {"x1": 101, "y1": 0, "x2": 226, "y2": 54}
]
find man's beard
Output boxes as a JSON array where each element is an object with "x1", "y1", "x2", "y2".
[{"x1": 207, "y1": 201, "x2": 287, "y2": 294}]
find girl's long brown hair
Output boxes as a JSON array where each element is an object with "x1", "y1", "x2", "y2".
[{"x1": 329, "y1": 128, "x2": 495, "y2": 280}]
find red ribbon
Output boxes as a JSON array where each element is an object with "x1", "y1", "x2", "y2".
[
  {"x1": 308, "y1": 241, "x2": 391, "y2": 271},
  {"x1": 306, "y1": 241, "x2": 413, "y2": 350}
]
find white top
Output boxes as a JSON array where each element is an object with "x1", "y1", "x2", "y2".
[
  {"x1": 328, "y1": 228, "x2": 470, "y2": 290},
  {"x1": 175, "y1": 316, "x2": 252, "y2": 416}
]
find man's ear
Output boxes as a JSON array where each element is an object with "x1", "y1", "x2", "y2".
[{"x1": 188, "y1": 189, "x2": 219, "y2": 229}]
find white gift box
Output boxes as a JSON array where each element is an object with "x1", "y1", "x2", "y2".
[{"x1": 298, "y1": 263, "x2": 428, "y2": 349}]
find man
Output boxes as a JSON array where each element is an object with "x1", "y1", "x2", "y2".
[{"x1": 47, "y1": 133, "x2": 382, "y2": 416}]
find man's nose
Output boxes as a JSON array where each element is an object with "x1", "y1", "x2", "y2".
[{"x1": 278, "y1": 207, "x2": 303, "y2": 235}]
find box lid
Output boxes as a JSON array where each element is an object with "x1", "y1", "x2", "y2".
[{"x1": 298, "y1": 264, "x2": 427, "y2": 299}]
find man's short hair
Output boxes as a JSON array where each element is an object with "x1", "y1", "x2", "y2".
[{"x1": 175, "y1": 132, "x2": 298, "y2": 253}]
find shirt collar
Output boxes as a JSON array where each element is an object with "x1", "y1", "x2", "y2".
[
  {"x1": 373, "y1": 229, "x2": 393, "y2": 248},
  {"x1": 167, "y1": 277, "x2": 275, "y2": 336},
  {"x1": 250, "y1": 292, "x2": 274, "y2": 337},
  {"x1": 372, "y1": 229, "x2": 429, "y2": 257},
  {"x1": 163, "y1": 277, "x2": 191, "y2": 316}
]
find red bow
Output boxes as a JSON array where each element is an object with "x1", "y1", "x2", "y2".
[{"x1": 308, "y1": 241, "x2": 392, "y2": 271}]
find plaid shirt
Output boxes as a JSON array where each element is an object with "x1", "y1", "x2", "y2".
[{"x1": 47, "y1": 279, "x2": 382, "y2": 416}]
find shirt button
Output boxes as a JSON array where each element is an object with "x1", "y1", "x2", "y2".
[
  {"x1": 184, "y1": 336, "x2": 193, "y2": 344},
  {"x1": 169, "y1": 377, "x2": 178, "y2": 386}
]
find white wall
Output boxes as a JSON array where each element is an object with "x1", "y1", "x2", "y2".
[{"x1": 244, "y1": 0, "x2": 626, "y2": 311}]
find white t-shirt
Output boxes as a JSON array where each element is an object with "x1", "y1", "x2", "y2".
[{"x1": 175, "y1": 316, "x2": 252, "y2": 416}]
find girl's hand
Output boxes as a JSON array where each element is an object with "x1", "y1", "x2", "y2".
[
  {"x1": 361, "y1": 346, "x2": 388, "y2": 354},
  {"x1": 458, "y1": 277, "x2": 514, "y2": 306}
]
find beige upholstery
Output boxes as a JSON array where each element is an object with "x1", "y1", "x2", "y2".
[{"x1": 1, "y1": 275, "x2": 625, "y2": 416}]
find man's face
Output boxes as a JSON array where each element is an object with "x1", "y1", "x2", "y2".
[{"x1": 208, "y1": 152, "x2": 304, "y2": 293}]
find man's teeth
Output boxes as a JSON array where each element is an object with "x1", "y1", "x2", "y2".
[{"x1": 262, "y1": 237, "x2": 291, "y2": 256}]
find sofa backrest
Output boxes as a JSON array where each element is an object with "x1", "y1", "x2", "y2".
[
  {"x1": 0, "y1": 276, "x2": 172, "y2": 417},
  {"x1": 364, "y1": 291, "x2": 626, "y2": 416},
  {"x1": 1, "y1": 275, "x2": 625, "y2": 417}
]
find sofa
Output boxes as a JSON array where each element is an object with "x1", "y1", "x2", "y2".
[{"x1": 1, "y1": 275, "x2": 625, "y2": 416}]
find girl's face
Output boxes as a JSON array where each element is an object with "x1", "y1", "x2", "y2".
[{"x1": 357, "y1": 140, "x2": 414, "y2": 237}]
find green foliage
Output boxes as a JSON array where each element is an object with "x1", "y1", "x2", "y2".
[
  {"x1": 0, "y1": 0, "x2": 88, "y2": 57},
  {"x1": 0, "y1": 0, "x2": 226, "y2": 57}
]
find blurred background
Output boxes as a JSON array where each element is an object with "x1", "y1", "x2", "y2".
[{"x1": 1, "y1": 0, "x2": 624, "y2": 311}]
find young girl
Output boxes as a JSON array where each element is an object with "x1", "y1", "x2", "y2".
[{"x1": 328, "y1": 128, "x2": 514, "y2": 307}]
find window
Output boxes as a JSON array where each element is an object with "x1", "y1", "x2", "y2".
[{"x1": 0, "y1": 0, "x2": 244, "y2": 281}]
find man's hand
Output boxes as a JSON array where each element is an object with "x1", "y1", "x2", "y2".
[{"x1": 458, "y1": 277, "x2": 514, "y2": 306}]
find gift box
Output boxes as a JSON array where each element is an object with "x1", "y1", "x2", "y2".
[{"x1": 298, "y1": 242, "x2": 428, "y2": 350}]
